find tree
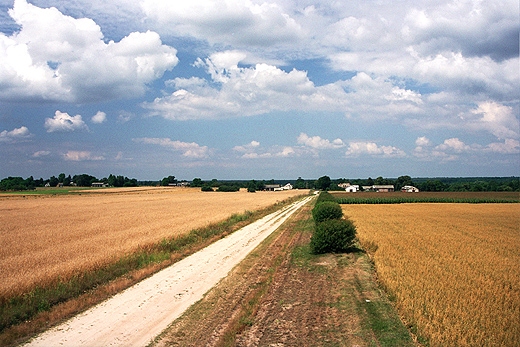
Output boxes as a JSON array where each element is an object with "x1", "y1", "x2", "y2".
[
  {"x1": 294, "y1": 177, "x2": 306, "y2": 189},
  {"x1": 312, "y1": 201, "x2": 343, "y2": 223},
  {"x1": 191, "y1": 178, "x2": 203, "y2": 187},
  {"x1": 310, "y1": 219, "x2": 357, "y2": 254},
  {"x1": 395, "y1": 175, "x2": 414, "y2": 191},
  {"x1": 315, "y1": 175, "x2": 331, "y2": 190},
  {"x1": 161, "y1": 175, "x2": 177, "y2": 186}
]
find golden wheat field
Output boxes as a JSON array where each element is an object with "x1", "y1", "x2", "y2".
[
  {"x1": 0, "y1": 187, "x2": 307, "y2": 299},
  {"x1": 342, "y1": 203, "x2": 520, "y2": 347}
]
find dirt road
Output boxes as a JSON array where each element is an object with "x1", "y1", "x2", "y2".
[{"x1": 24, "y1": 196, "x2": 313, "y2": 347}]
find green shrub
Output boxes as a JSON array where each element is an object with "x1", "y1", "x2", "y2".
[
  {"x1": 316, "y1": 191, "x2": 336, "y2": 204},
  {"x1": 217, "y1": 185, "x2": 240, "y2": 192},
  {"x1": 312, "y1": 201, "x2": 343, "y2": 223},
  {"x1": 201, "y1": 185, "x2": 214, "y2": 192},
  {"x1": 310, "y1": 219, "x2": 357, "y2": 254}
]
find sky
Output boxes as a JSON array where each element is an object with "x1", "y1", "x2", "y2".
[{"x1": 0, "y1": 0, "x2": 518, "y2": 181}]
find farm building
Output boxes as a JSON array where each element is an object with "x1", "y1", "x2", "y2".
[
  {"x1": 265, "y1": 183, "x2": 293, "y2": 191},
  {"x1": 364, "y1": 185, "x2": 395, "y2": 192},
  {"x1": 345, "y1": 185, "x2": 359, "y2": 192},
  {"x1": 91, "y1": 182, "x2": 108, "y2": 187},
  {"x1": 401, "y1": 185, "x2": 420, "y2": 193},
  {"x1": 264, "y1": 184, "x2": 281, "y2": 191}
]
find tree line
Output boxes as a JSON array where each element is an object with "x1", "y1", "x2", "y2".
[{"x1": 1, "y1": 173, "x2": 518, "y2": 192}]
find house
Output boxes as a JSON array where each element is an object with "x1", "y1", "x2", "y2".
[
  {"x1": 274, "y1": 183, "x2": 293, "y2": 191},
  {"x1": 373, "y1": 185, "x2": 394, "y2": 192},
  {"x1": 401, "y1": 185, "x2": 420, "y2": 193},
  {"x1": 91, "y1": 182, "x2": 108, "y2": 188},
  {"x1": 264, "y1": 184, "x2": 281, "y2": 191},
  {"x1": 364, "y1": 185, "x2": 395, "y2": 192},
  {"x1": 337, "y1": 183, "x2": 350, "y2": 189},
  {"x1": 345, "y1": 185, "x2": 359, "y2": 192}
]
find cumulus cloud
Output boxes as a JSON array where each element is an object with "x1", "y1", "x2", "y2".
[
  {"x1": 0, "y1": 126, "x2": 31, "y2": 142},
  {"x1": 402, "y1": 1, "x2": 519, "y2": 62},
  {"x1": 470, "y1": 101, "x2": 519, "y2": 140},
  {"x1": 297, "y1": 133, "x2": 344, "y2": 149},
  {"x1": 32, "y1": 150, "x2": 51, "y2": 158},
  {"x1": 141, "y1": 0, "x2": 303, "y2": 47},
  {"x1": 45, "y1": 111, "x2": 88, "y2": 132},
  {"x1": 144, "y1": 52, "x2": 427, "y2": 121},
  {"x1": 486, "y1": 139, "x2": 520, "y2": 154},
  {"x1": 345, "y1": 141, "x2": 406, "y2": 158},
  {"x1": 233, "y1": 140, "x2": 261, "y2": 153},
  {"x1": 0, "y1": 0, "x2": 178, "y2": 103},
  {"x1": 134, "y1": 137, "x2": 210, "y2": 158},
  {"x1": 435, "y1": 138, "x2": 472, "y2": 153},
  {"x1": 63, "y1": 150, "x2": 105, "y2": 161},
  {"x1": 91, "y1": 111, "x2": 107, "y2": 124}
]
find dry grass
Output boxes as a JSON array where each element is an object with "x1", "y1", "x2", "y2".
[
  {"x1": 342, "y1": 203, "x2": 520, "y2": 347},
  {"x1": 0, "y1": 187, "x2": 307, "y2": 299}
]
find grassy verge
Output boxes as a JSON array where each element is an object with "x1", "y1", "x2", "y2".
[{"x1": 0, "y1": 195, "x2": 306, "y2": 346}]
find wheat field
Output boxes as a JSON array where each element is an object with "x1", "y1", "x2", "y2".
[
  {"x1": 343, "y1": 203, "x2": 520, "y2": 347},
  {"x1": 0, "y1": 187, "x2": 306, "y2": 299}
]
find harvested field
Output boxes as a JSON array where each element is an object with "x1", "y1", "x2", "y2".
[
  {"x1": 342, "y1": 203, "x2": 520, "y2": 347},
  {"x1": 0, "y1": 187, "x2": 307, "y2": 299}
]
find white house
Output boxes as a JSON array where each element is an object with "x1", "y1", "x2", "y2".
[
  {"x1": 345, "y1": 185, "x2": 359, "y2": 192},
  {"x1": 401, "y1": 185, "x2": 420, "y2": 193},
  {"x1": 274, "y1": 183, "x2": 293, "y2": 191}
]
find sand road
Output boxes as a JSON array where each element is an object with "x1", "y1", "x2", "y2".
[{"x1": 24, "y1": 196, "x2": 313, "y2": 347}]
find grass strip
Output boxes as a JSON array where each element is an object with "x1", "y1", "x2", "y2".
[{"x1": 0, "y1": 196, "x2": 304, "y2": 337}]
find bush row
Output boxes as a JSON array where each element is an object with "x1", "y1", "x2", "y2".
[{"x1": 310, "y1": 194, "x2": 357, "y2": 254}]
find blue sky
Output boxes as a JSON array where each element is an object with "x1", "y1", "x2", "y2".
[{"x1": 0, "y1": 0, "x2": 518, "y2": 181}]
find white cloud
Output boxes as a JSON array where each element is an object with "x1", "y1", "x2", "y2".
[
  {"x1": 435, "y1": 138, "x2": 472, "y2": 153},
  {"x1": 0, "y1": 126, "x2": 31, "y2": 142},
  {"x1": 297, "y1": 133, "x2": 344, "y2": 149},
  {"x1": 470, "y1": 101, "x2": 519, "y2": 140},
  {"x1": 134, "y1": 137, "x2": 210, "y2": 158},
  {"x1": 45, "y1": 111, "x2": 88, "y2": 132},
  {"x1": 415, "y1": 136, "x2": 430, "y2": 147},
  {"x1": 145, "y1": 55, "x2": 427, "y2": 121},
  {"x1": 0, "y1": 0, "x2": 178, "y2": 103},
  {"x1": 63, "y1": 150, "x2": 105, "y2": 161},
  {"x1": 486, "y1": 139, "x2": 520, "y2": 154},
  {"x1": 233, "y1": 140, "x2": 261, "y2": 153},
  {"x1": 32, "y1": 150, "x2": 51, "y2": 158},
  {"x1": 91, "y1": 111, "x2": 107, "y2": 124},
  {"x1": 140, "y1": 0, "x2": 303, "y2": 47},
  {"x1": 345, "y1": 141, "x2": 406, "y2": 158}
]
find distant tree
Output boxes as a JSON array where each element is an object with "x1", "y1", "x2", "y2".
[
  {"x1": 315, "y1": 175, "x2": 332, "y2": 190},
  {"x1": 247, "y1": 180, "x2": 257, "y2": 192},
  {"x1": 294, "y1": 177, "x2": 306, "y2": 189},
  {"x1": 366, "y1": 177, "x2": 374, "y2": 186},
  {"x1": 73, "y1": 174, "x2": 97, "y2": 186},
  {"x1": 161, "y1": 175, "x2": 177, "y2": 186},
  {"x1": 395, "y1": 175, "x2": 414, "y2": 191},
  {"x1": 191, "y1": 178, "x2": 203, "y2": 187},
  {"x1": 49, "y1": 176, "x2": 59, "y2": 187},
  {"x1": 58, "y1": 173, "x2": 66, "y2": 183}
]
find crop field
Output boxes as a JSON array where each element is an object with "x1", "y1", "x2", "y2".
[
  {"x1": 332, "y1": 191, "x2": 519, "y2": 204},
  {"x1": 0, "y1": 187, "x2": 307, "y2": 300},
  {"x1": 342, "y1": 203, "x2": 520, "y2": 347}
]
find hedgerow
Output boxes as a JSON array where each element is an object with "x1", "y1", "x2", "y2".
[{"x1": 310, "y1": 193, "x2": 357, "y2": 254}]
